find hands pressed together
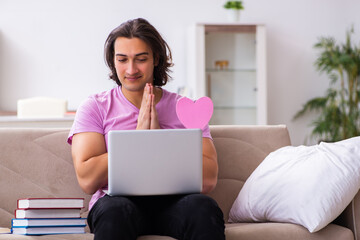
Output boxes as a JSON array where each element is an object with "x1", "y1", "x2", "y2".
[{"x1": 136, "y1": 83, "x2": 160, "y2": 130}]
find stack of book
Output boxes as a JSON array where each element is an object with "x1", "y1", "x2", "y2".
[{"x1": 12, "y1": 198, "x2": 86, "y2": 235}]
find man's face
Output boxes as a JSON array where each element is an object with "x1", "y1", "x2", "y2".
[{"x1": 113, "y1": 37, "x2": 156, "y2": 93}]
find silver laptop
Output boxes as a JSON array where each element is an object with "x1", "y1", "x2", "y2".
[{"x1": 107, "y1": 129, "x2": 203, "y2": 196}]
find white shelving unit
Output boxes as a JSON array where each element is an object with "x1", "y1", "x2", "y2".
[
  {"x1": 0, "y1": 113, "x2": 74, "y2": 128},
  {"x1": 187, "y1": 23, "x2": 267, "y2": 125}
]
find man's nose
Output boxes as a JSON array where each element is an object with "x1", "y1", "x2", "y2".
[{"x1": 126, "y1": 61, "x2": 138, "y2": 75}]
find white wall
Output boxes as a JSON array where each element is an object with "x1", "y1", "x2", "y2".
[{"x1": 1, "y1": 0, "x2": 359, "y2": 145}]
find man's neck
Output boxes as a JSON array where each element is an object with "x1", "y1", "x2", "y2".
[
  {"x1": 121, "y1": 88, "x2": 143, "y2": 109},
  {"x1": 121, "y1": 86, "x2": 163, "y2": 109}
]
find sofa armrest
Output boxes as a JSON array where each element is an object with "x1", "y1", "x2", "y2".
[{"x1": 335, "y1": 190, "x2": 360, "y2": 240}]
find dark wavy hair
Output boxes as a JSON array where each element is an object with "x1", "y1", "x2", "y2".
[{"x1": 104, "y1": 18, "x2": 173, "y2": 86}]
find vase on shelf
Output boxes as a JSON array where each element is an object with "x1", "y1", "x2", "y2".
[
  {"x1": 226, "y1": 9, "x2": 241, "y2": 22},
  {"x1": 223, "y1": 1, "x2": 244, "y2": 22}
]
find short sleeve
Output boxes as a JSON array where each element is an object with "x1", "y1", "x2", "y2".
[
  {"x1": 67, "y1": 97, "x2": 104, "y2": 145},
  {"x1": 201, "y1": 124, "x2": 212, "y2": 140}
]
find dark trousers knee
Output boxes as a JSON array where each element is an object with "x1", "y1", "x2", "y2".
[
  {"x1": 175, "y1": 194, "x2": 225, "y2": 240},
  {"x1": 87, "y1": 195, "x2": 142, "y2": 240}
]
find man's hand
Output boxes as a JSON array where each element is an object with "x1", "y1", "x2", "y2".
[
  {"x1": 150, "y1": 88, "x2": 160, "y2": 129},
  {"x1": 136, "y1": 83, "x2": 160, "y2": 130}
]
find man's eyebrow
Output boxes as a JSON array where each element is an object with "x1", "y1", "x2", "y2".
[{"x1": 115, "y1": 52, "x2": 149, "y2": 57}]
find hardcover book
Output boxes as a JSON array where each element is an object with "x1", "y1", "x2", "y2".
[
  {"x1": 12, "y1": 218, "x2": 86, "y2": 227},
  {"x1": 17, "y1": 198, "x2": 84, "y2": 209},
  {"x1": 12, "y1": 226, "x2": 85, "y2": 235},
  {"x1": 15, "y1": 209, "x2": 81, "y2": 219}
]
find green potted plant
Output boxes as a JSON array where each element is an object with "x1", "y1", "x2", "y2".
[
  {"x1": 293, "y1": 26, "x2": 360, "y2": 143},
  {"x1": 224, "y1": 1, "x2": 244, "y2": 10},
  {"x1": 223, "y1": 1, "x2": 244, "y2": 22}
]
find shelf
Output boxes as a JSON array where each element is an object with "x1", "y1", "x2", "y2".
[
  {"x1": 206, "y1": 68, "x2": 256, "y2": 73},
  {"x1": 0, "y1": 115, "x2": 74, "y2": 122},
  {"x1": 214, "y1": 106, "x2": 256, "y2": 110},
  {"x1": 188, "y1": 23, "x2": 267, "y2": 125},
  {"x1": 0, "y1": 115, "x2": 75, "y2": 128},
  {"x1": 211, "y1": 106, "x2": 257, "y2": 125},
  {"x1": 204, "y1": 24, "x2": 257, "y2": 33}
]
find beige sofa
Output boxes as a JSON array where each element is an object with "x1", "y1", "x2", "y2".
[{"x1": 0, "y1": 125, "x2": 358, "y2": 240}]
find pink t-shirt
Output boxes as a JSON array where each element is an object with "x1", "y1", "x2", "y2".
[{"x1": 68, "y1": 86, "x2": 212, "y2": 210}]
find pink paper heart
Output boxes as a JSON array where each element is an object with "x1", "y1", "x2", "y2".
[{"x1": 176, "y1": 96, "x2": 214, "y2": 129}]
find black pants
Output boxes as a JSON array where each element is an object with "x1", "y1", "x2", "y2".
[{"x1": 87, "y1": 194, "x2": 225, "y2": 240}]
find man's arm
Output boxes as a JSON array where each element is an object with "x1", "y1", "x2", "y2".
[
  {"x1": 71, "y1": 132, "x2": 108, "y2": 195},
  {"x1": 202, "y1": 137, "x2": 218, "y2": 194}
]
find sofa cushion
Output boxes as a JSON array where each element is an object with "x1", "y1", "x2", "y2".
[
  {"x1": 0, "y1": 234, "x2": 176, "y2": 240},
  {"x1": 225, "y1": 223, "x2": 354, "y2": 240},
  {"x1": 0, "y1": 224, "x2": 353, "y2": 240},
  {"x1": 0, "y1": 233, "x2": 93, "y2": 240},
  {"x1": 229, "y1": 136, "x2": 360, "y2": 233}
]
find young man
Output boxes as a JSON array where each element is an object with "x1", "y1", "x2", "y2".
[{"x1": 68, "y1": 18, "x2": 225, "y2": 240}]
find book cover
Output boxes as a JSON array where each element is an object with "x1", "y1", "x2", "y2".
[
  {"x1": 12, "y1": 226, "x2": 85, "y2": 235},
  {"x1": 17, "y1": 198, "x2": 84, "y2": 209},
  {"x1": 15, "y1": 209, "x2": 81, "y2": 219},
  {"x1": 12, "y1": 218, "x2": 86, "y2": 227}
]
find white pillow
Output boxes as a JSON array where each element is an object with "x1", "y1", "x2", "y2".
[{"x1": 229, "y1": 136, "x2": 360, "y2": 232}]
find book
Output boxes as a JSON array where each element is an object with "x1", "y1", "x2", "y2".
[
  {"x1": 12, "y1": 218, "x2": 86, "y2": 227},
  {"x1": 12, "y1": 226, "x2": 85, "y2": 235},
  {"x1": 15, "y1": 209, "x2": 81, "y2": 219},
  {"x1": 17, "y1": 198, "x2": 84, "y2": 209},
  {"x1": 0, "y1": 227, "x2": 11, "y2": 234}
]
